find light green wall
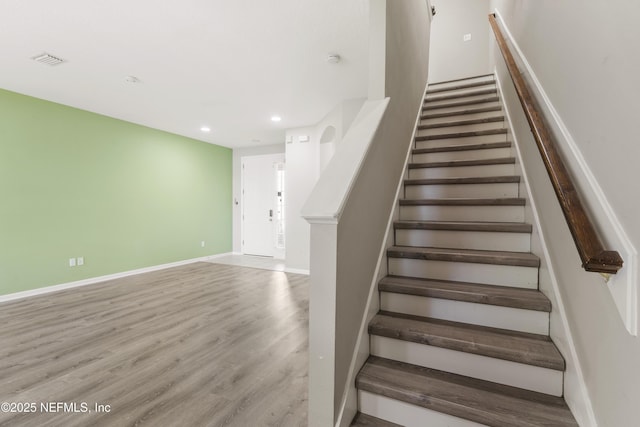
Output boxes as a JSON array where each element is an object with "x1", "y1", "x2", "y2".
[{"x1": 0, "y1": 89, "x2": 232, "y2": 295}]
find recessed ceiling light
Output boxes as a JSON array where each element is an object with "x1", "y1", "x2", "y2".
[
  {"x1": 201, "y1": 126, "x2": 211, "y2": 132},
  {"x1": 271, "y1": 116, "x2": 282, "y2": 122}
]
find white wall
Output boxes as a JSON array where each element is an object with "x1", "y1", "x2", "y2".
[
  {"x1": 285, "y1": 99, "x2": 365, "y2": 273},
  {"x1": 232, "y1": 144, "x2": 285, "y2": 253},
  {"x1": 285, "y1": 125, "x2": 319, "y2": 273},
  {"x1": 333, "y1": 0, "x2": 431, "y2": 423},
  {"x1": 428, "y1": 0, "x2": 491, "y2": 82},
  {"x1": 233, "y1": 100, "x2": 363, "y2": 269},
  {"x1": 489, "y1": 1, "x2": 640, "y2": 425}
]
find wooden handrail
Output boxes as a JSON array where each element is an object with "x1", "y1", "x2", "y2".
[{"x1": 488, "y1": 13, "x2": 623, "y2": 274}]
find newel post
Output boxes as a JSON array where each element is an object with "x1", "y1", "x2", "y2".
[{"x1": 307, "y1": 220, "x2": 339, "y2": 427}]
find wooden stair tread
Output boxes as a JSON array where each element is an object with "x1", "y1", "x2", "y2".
[
  {"x1": 357, "y1": 357, "x2": 577, "y2": 426},
  {"x1": 408, "y1": 157, "x2": 515, "y2": 169},
  {"x1": 422, "y1": 96, "x2": 499, "y2": 111},
  {"x1": 356, "y1": 72, "x2": 575, "y2": 425},
  {"x1": 412, "y1": 141, "x2": 511, "y2": 154},
  {"x1": 379, "y1": 275, "x2": 551, "y2": 311},
  {"x1": 425, "y1": 88, "x2": 497, "y2": 103},
  {"x1": 418, "y1": 115, "x2": 505, "y2": 129},
  {"x1": 416, "y1": 127, "x2": 508, "y2": 141},
  {"x1": 404, "y1": 175, "x2": 520, "y2": 186},
  {"x1": 394, "y1": 220, "x2": 532, "y2": 233},
  {"x1": 426, "y1": 80, "x2": 496, "y2": 94},
  {"x1": 387, "y1": 245, "x2": 539, "y2": 267},
  {"x1": 370, "y1": 313, "x2": 563, "y2": 370},
  {"x1": 421, "y1": 105, "x2": 502, "y2": 120},
  {"x1": 399, "y1": 197, "x2": 525, "y2": 206},
  {"x1": 351, "y1": 412, "x2": 402, "y2": 427}
]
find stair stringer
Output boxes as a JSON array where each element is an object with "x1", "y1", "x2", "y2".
[
  {"x1": 334, "y1": 79, "x2": 430, "y2": 427},
  {"x1": 494, "y1": 70, "x2": 598, "y2": 427}
]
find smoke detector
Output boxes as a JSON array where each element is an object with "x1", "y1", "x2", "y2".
[
  {"x1": 31, "y1": 53, "x2": 66, "y2": 66},
  {"x1": 125, "y1": 75, "x2": 141, "y2": 84},
  {"x1": 327, "y1": 54, "x2": 341, "y2": 64}
]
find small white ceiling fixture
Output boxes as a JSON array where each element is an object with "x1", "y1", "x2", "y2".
[
  {"x1": 200, "y1": 126, "x2": 211, "y2": 132},
  {"x1": 125, "y1": 75, "x2": 140, "y2": 83},
  {"x1": 31, "y1": 52, "x2": 66, "y2": 66},
  {"x1": 327, "y1": 54, "x2": 341, "y2": 64},
  {"x1": 271, "y1": 116, "x2": 282, "y2": 122}
]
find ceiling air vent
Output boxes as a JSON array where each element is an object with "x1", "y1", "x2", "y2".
[{"x1": 31, "y1": 53, "x2": 66, "y2": 66}]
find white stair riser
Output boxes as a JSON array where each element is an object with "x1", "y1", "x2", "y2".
[
  {"x1": 380, "y1": 293, "x2": 549, "y2": 335},
  {"x1": 417, "y1": 121, "x2": 504, "y2": 137},
  {"x1": 429, "y1": 75, "x2": 495, "y2": 89},
  {"x1": 423, "y1": 101, "x2": 502, "y2": 116},
  {"x1": 405, "y1": 182, "x2": 519, "y2": 199},
  {"x1": 425, "y1": 93, "x2": 498, "y2": 108},
  {"x1": 388, "y1": 257, "x2": 538, "y2": 288},
  {"x1": 416, "y1": 133, "x2": 507, "y2": 149},
  {"x1": 408, "y1": 164, "x2": 515, "y2": 179},
  {"x1": 412, "y1": 147, "x2": 512, "y2": 163},
  {"x1": 359, "y1": 390, "x2": 485, "y2": 427},
  {"x1": 395, "y1": 229, "x2": 531, "y2": 252},
  {"x1": 399, "y1": 205, "x2": 525, "y2": 222},
  {"x1": 371, "y1": 336, "x2": 564, "y2": 396},
  {"x1": 426, "y1": 85, "x2": 495, "y2": 100},
  {"x1": 422, "y1": 111, "x2": 503, "y2": 125}
]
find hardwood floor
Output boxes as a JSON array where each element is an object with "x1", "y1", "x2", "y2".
[{"x1": 0, "y1": 262, "x2": 309, "y2": 426}]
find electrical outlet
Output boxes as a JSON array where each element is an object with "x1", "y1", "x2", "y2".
[
  {"x1": 69, "y1": 258, "x2": 76, "y2": 267},
  {"x1": 201, "y1": 241, "x2": 205, "y2": 248},
  {"x1": 77, "y1": 257, "x2": 84, "y2": 266}
]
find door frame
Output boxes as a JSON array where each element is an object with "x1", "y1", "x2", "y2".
[{"x1": 240, "y1": 153, "x2": 285, "y2": 258}]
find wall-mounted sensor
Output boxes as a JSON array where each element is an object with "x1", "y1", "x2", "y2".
[{"x1": 327, "y1": 54, "x2": 341, "y2": 64}]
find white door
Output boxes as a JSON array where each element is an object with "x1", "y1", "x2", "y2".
[{"x1": 241, "y1": 154, "x2": 284, "y2": 256}]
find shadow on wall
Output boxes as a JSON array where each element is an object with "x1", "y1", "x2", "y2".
[{"x1": 320, "y1": 125, "x2": 337, "y2": 172}]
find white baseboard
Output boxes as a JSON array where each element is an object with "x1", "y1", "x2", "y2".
[
  {"x1": 0, "y1": 253, "x2": 233, "y2": 304},
  {"x1": 209, "y1": 252, "x2": 237, "y2": 259},
  {"x1": 284, "y1": 267, "x2": 310, "y2": 275}
]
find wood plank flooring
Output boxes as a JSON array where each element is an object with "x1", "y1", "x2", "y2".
[{"x1": 0, "y1": 262, "x2": 309, "y2": 427}]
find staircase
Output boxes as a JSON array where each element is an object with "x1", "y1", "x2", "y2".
[{"x1": 351, "y1": 74, "x2": 579, "y2": 427}]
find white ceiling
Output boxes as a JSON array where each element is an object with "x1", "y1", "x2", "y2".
[{"x1": 0, "y1": 0, "x2": 370, "y2": 148}]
